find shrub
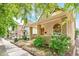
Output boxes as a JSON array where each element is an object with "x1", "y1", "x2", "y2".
[
  {"x1": 49, "y1": 33, "x2": 71, "y2": 55},
  {"x1": 14, "y1": 38, "x2": 18, "y2": 42},
  {"x1": 33, "y1": 36, "x2": 44, "y2": 47},
  {"x1": 22, "y1": 35, "x2": 27, "y2": 40},
  {"x1": 76, "y1": 29, "x2": 79, "y2": 37}
]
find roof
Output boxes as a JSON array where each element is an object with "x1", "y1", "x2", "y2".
[{"x1": 26, "y1": 10, "x2": 66, "y2": 27}]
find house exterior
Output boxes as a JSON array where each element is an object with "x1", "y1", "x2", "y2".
[
  {"x1": 15, "y1": 25, "x2": 24, "y2": 38},
  {"x1": 8, "y1": 24, "x2": 24, "y2": 39},
  {"x1": 27, "y1": 10, "x2": 75, "y2": 47}
]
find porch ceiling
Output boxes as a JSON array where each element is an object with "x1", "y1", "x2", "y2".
[{"x1": 27, "y1": 11, "x2": 66, "y2": 27}]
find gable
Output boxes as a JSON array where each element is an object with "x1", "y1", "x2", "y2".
[{"x1": 38, "y1": 10, "x2": 65, "y2": 22}]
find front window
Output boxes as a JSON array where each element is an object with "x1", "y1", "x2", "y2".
[{"x1": 53, "y1": 24, "x2": 61, "y2": 34}]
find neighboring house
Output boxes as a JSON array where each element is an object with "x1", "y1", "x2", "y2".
[
  {"x1": 8, "y1": 18, "x2": 32, "y2": 39},
  {"x1": 9, "y1": 25, "x2": 24, "y2": 39},
  {"x1": 13, "y1": 20, "x2": 33, "y2": 39},
  {"x1": 15, "y1": 25, "x2": 24, "y2": 38},
  {"x1": 27, "y1": 10, "x2": 75, "y2": 46}
]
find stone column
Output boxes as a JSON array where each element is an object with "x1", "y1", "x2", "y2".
[
  {"x1": 29, "y1": 27, "x2": 32, "y2": 39},
  {"x1": 66, "y1": 11, "x2": 75, "y2": 55},
  {"x1": 37, "y1": 25, "x2": 41, "y2": 35}
]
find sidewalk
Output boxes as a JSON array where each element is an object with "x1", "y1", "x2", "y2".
[
  {"x1": 0, "y1": 38, "x2": 32, "y2": 56},
  {"x1": 0, "y1": 39, "x2": 8, "y2": 56},
  {"x1": 76, "y1": 36, "x2": 79, "y2": 55}
]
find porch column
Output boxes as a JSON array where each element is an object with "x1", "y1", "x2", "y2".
[
  {"x1": 29, "y1": 27, "x2": 32, "y2": 39},
  {"x1": 66, "y1": 11, "x2": 75, "y2": 55},
  {"x1": 37, "y1": 25, "x2": 41, "y2": 35}
]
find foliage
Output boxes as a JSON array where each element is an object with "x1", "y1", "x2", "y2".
[
  {"x1": 34, "y1": 3, "x2": 60, "y2": 18},
  {"x1": 0, "y1": 4, "x2": 16, "y2": 37},
  {"x1": 49, "y1": 33, "x2": 71, "y2": 55},
  {"x1": 22, "y1": 30, "x2": 28, "y2": 40},
  {"x1": 14, "y1": 38, "x2": 18, "y2": 42},
  {"x1": 64, "y1": 3, "x2": 79, "y2": 13},
  {"x1": 76, "y1": 29, "x2": 79, "y2": 36},
  {"x1": 0, "y1": 4, "x2": 32, "y2": 37},
  {"x1": 33, "y1": 36, "x2": 44, "y2": 47},
  {"x1": 22, "y1": 35, "x2": 27, "y2": 40},
  {"x1": 0, "y1": 3, "x2": 78, "y2": 37}
]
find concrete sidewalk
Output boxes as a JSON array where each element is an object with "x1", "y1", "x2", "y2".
[
  {"x1": 0, "y1": 39, "x2": 8, "y2": 56},
  {"x1": 0, "y1": 38, "x2": 32, "y2": 56},
  {"x1": 76, "y1": 37, "x2": 79, "y2": 55}
]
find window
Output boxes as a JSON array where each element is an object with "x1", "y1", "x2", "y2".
[
  {"x1": 33, "y1": 28, "x2": 37, "y2": 34},
  {"x1": 53, "y1": 24, "x2": 61, "y2": 33}
]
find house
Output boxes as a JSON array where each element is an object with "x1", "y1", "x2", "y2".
[
  {"x1": 27, "y1": 10, "x2": 75, "y2": 46},
  {"x1": 15, "y1": 25, "x2": 24, "y2": 38}
]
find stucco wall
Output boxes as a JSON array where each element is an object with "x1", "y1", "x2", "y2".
[{"x1": 42, "y1": 18, "x2": 62, "y2": 35}]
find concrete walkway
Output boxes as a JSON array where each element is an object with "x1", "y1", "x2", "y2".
[
  {"x1": 76, "y1": 36, "x2": 79, "y2": 55},
  {"x1": 0, "y1": 39, "x2": 8, "y2": 56},
  {"x1": 0, "y1": 38, "x2": 32, "y2": 56}
]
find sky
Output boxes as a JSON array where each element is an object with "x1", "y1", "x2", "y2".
[
  {"x1": 15, "y1": 3, "x2": 79, "y2": 29},
  {"x1": 58, "y1": 3, "x2": 79, "y2": 29},
  {"x1": 76, "y1": 14, "x2": 79, "y2": 29}
]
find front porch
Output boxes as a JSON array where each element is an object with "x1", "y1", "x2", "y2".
[{"x1": 27, "y1": 11, "x2": 75, "y2": 44}]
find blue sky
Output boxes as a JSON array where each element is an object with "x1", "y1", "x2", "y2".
[
  {"x1": 28, "y1": 3, "x2": 66, "y2": 22},
  {"x1": 76, "y1": 14, "x2": 79, "y2": 29},
  {"x1": 29, "y1": 3, "x2": 79, "y2": 29},
  {"x1": 16, "y1": 3, "x2": 79, "y2": 29},
  {"x1": 58, "y1": 3, "x2": 79, "y2": 29}
]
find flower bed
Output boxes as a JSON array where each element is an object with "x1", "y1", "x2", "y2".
[
  {"x1": 13, "y1": 40, "x2": 53, "y2": 56},
  {"x1": 10, "y1": 34, "x2": 73, "y2": 56},
  {"x1": 10, "y1": 39, "x2": 73, "y2": 56}
]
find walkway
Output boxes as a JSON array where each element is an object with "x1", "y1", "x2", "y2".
[
  {"x1": 0, "y1": 38, "x2": 32, "y2": 56},
  {"x1": 76, "y1": 36, "x2": 79, "y2": 55}
]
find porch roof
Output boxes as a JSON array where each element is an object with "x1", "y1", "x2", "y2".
[{"x1": 26, "y1": 11, "x2": 66, "y2": 27}]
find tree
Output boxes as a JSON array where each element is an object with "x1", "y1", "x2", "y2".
[
  {"x1": 0, "y1": 4, "x2": 18, "y2": 37},
  {"x1": 0, "y1": 4, "x2": 32, "y2": 37},
  {"x1": 0, "y1": 3, "x2": 78, "y2": 38},
  {"x1": 34, "y1": 3, "x2": 60, "y2": 19}
]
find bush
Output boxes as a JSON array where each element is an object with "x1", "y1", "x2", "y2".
[
  {"x1": 14, "y1": 38, "x2": 18, "y2": 42},
  {"x1": 22, "y1": 35, "x2": 27, "y2": 40},
  {"x1": 49, "y1": 33, "x2": 71, "y2": 55},
  {"x1": 76, "y1": 29, "x2": 79, "y2": 37},
  {"x1": 33, "y1": 36, "x2": 44, "y2": 47}
]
